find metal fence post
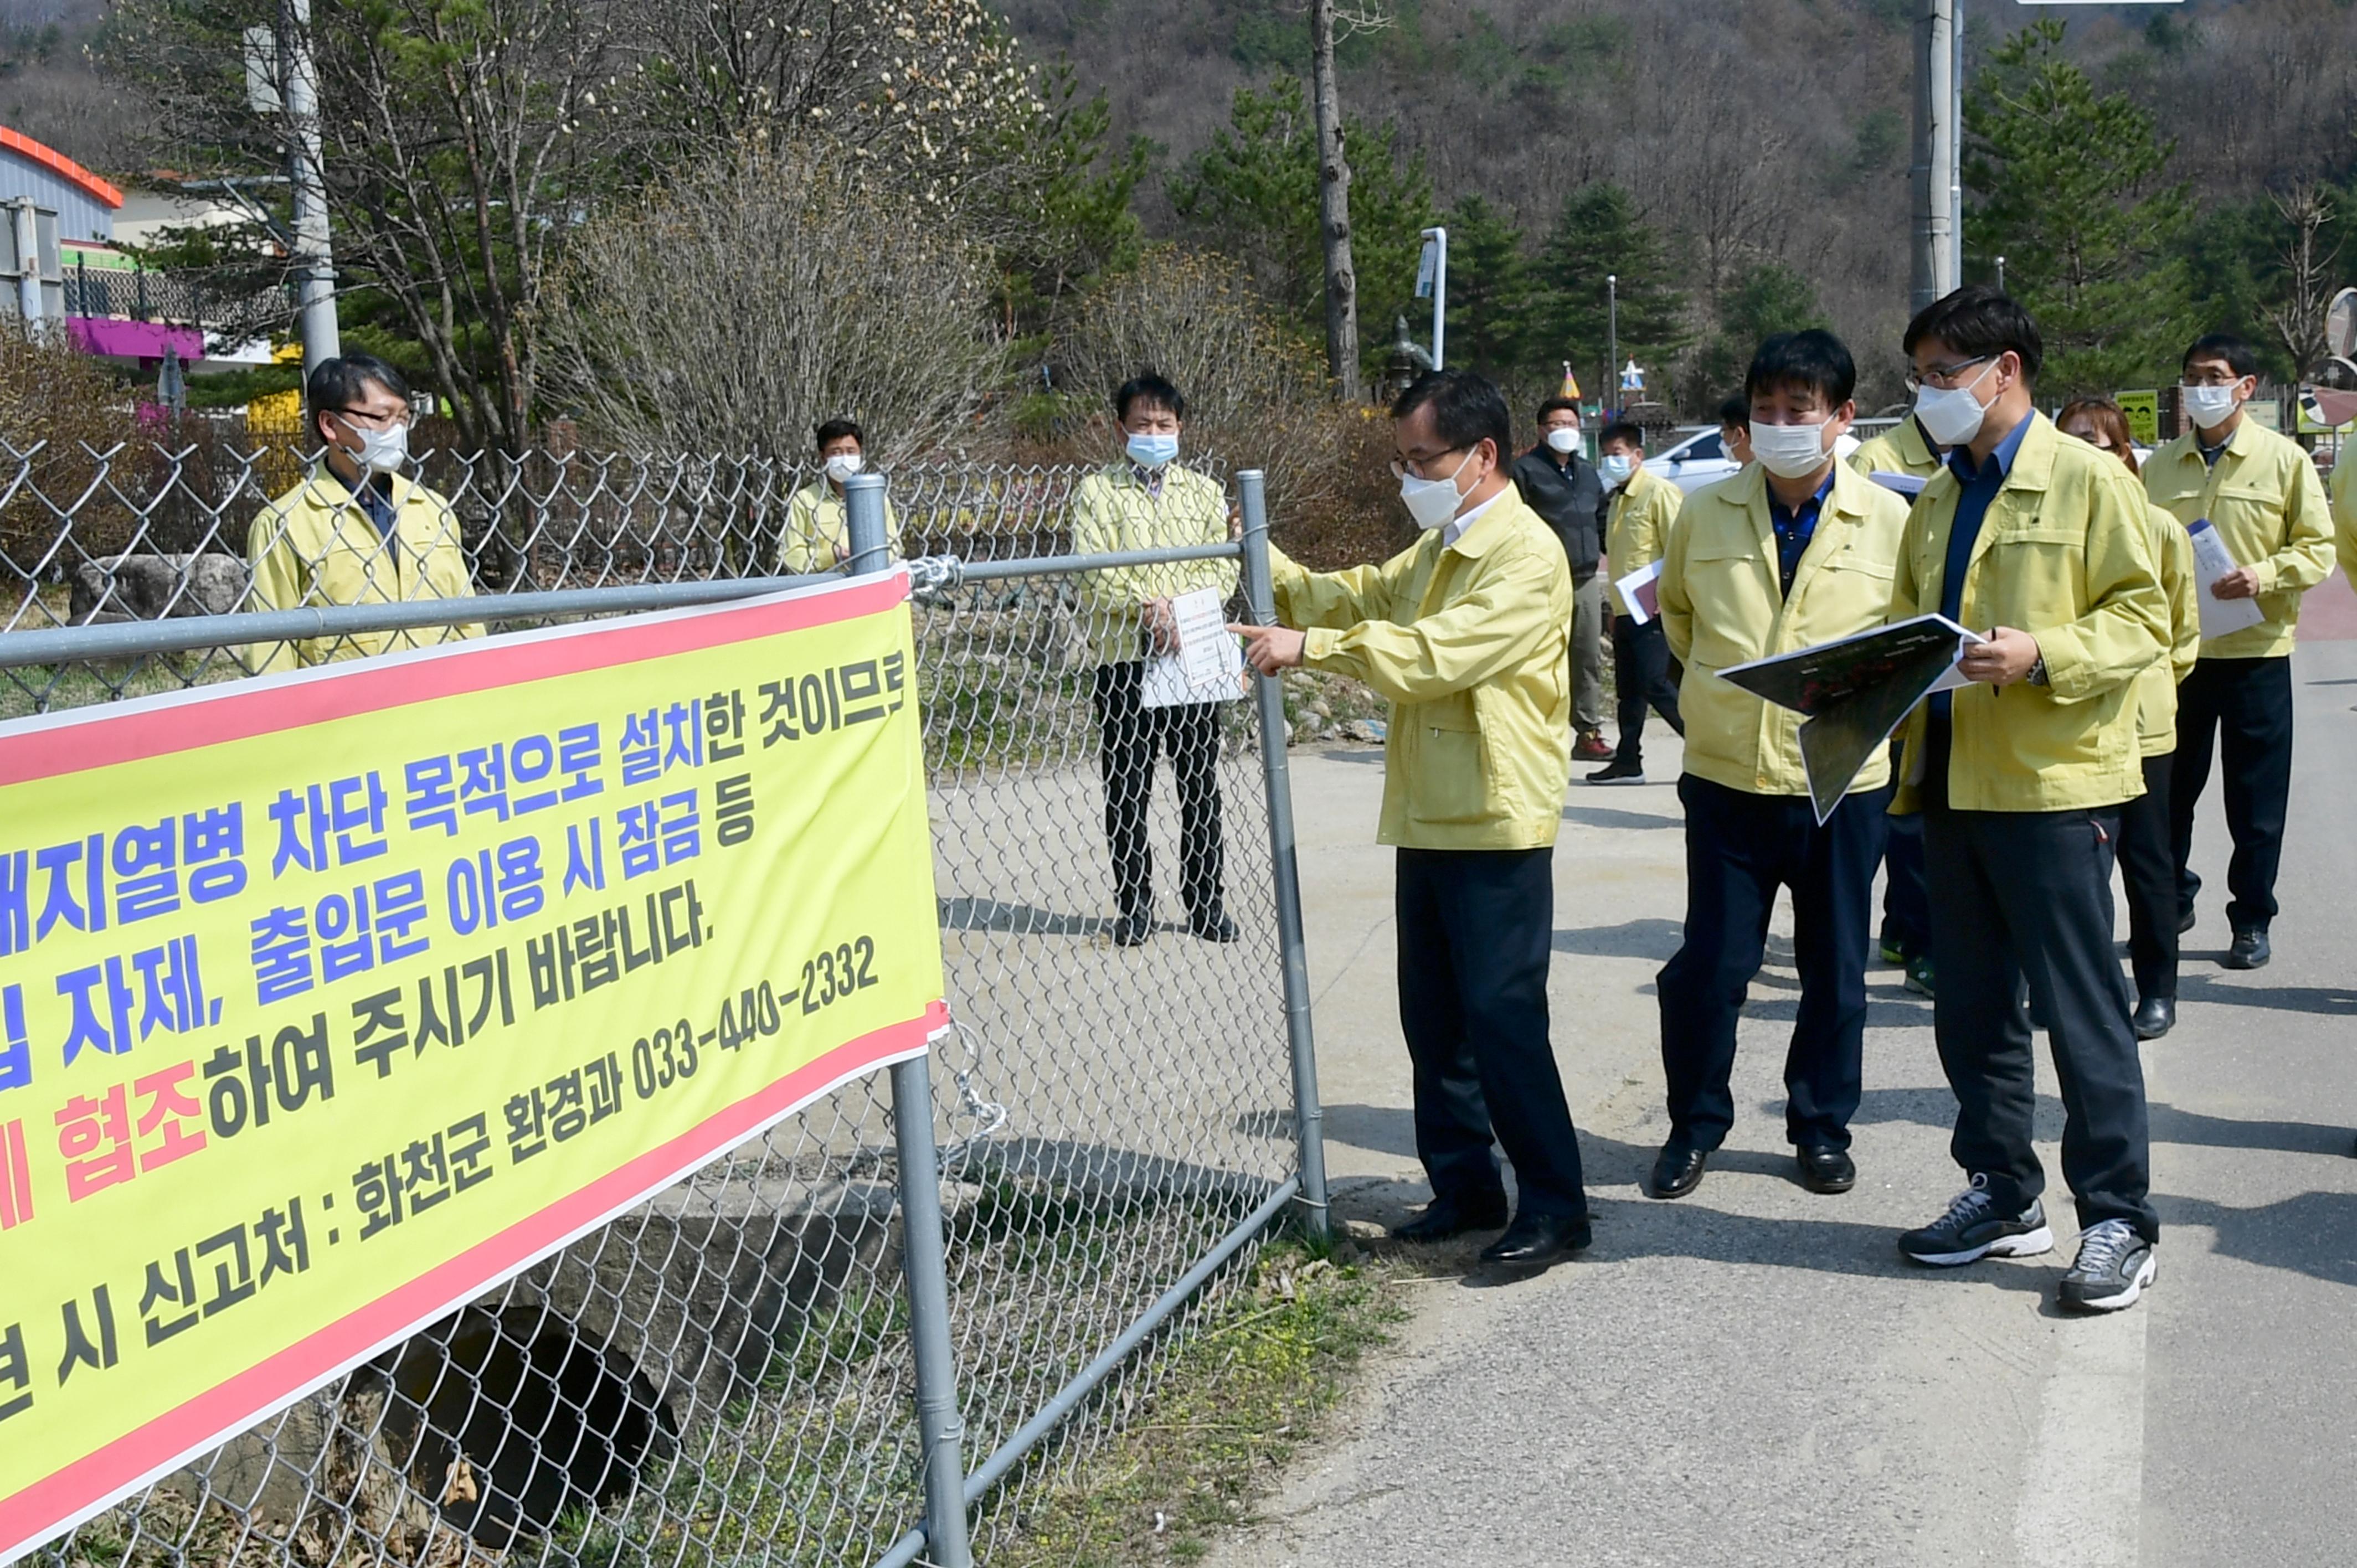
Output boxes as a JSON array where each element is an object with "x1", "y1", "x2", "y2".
[
  {"x1": 1236, "y1": 470, "x2": 1331, "y2": 1244},
  {"x1": 849, "y1": 472, "x2": 974, "y2": 1568}
]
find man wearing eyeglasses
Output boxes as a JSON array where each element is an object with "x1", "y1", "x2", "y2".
[
  {"x1": 242, "y1": 353, "x2": 480, "y2": 674},
  {"x1": 1231, "y1": 369, "x2": 1590, "y2": 1275}
]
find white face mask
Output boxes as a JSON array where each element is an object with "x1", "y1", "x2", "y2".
[
  {"x1": 1913, "y1": 359, "x2": 2001, "y2": 449},
  {"x1": 1543, "y1": 427, "x2": 1581, "y2": 456},
  {"x1": 1599, "y1": 453, "x2": 1635, "y2": 489},
  {"x1": 1749, "y1": 419, "x2": 1835, "y2": 480},
  {"x1": 1399, "y1": 448, "x2": 1475, "y2": 530},
  {"x1": 340, "y1": 419, "x2": 409, "y2": 474},
  {"x1": 824, "y1": 451, "x2": 864, "y2": 482},
  {"x1": 2181, "y1": 383, "x2": 2242, "y2": 433}
]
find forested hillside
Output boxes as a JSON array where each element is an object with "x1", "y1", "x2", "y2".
[{"x1": 7, "y1": 0, "x2": 2356, "y2": 413}]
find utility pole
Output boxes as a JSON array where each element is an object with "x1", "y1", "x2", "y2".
[
  {"x1": 1309, "y1": 0, "x2": 1360, "y2": 401},
  {"x1": 1909, "y1": 0, "x2": 1957, "y2": 314},
  {"x1": 279, "y1": 0, "x2": 339, "y2": 376},
  {"x1": 1605, "y1": 274, "x2": 1618, "y2": 418}
]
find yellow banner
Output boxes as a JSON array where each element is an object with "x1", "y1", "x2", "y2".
[
  {"x1": 0, "y1": 574, "x2": 944, "y2": 1561},
  {"x1": 2116, "y1": 390, "x2": 2160, "y2": 448}
]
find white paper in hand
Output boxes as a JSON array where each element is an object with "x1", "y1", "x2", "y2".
[
  {"x1": 1141, "y1": 587, "x2": 1248, "y2": 708},
  {"x1": 1614, "y1": 559, "x2": 1663, "y2": 625},
  {"x1": 2185, "y1": 518, "x2": 2266, "y2": 639}
]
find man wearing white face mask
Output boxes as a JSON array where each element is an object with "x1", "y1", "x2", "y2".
[
  {"x1": 1649, "y1": 331, "x2": 1910, "y2": 1203},
  {"x1": 1231, "y1": 369, "x2": 1591, "y2": 1274},
  {"x1": 1589, "y1": 420, "x2": 1684, "y2": 785},
  {"x1": 1513, "y1": 398, "x2": 1613, "y2": 765},
  {"x1": 1072, "y1": 373, "x2": 1241, "y2": 947},
  {"x1": 2142, "y1": 333, "x2": 2334, "y2": 971},
  {"x1": 780, "y1": 418, "x2": 904, "y2": 571},
  {"x1": 243, "y1": 353, "x2": 480, "y2": 674}
]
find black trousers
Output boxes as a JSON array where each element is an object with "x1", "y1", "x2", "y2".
[
  {"x1": 2170, "y1": 656, "x2": 2293, "y2": 935},
  {"x1": 2118, "y1": 752, "x2": 2178, "y2": 1001},
  {"x1": 1658, "y1": 775, "x2": 1891, "y2": 1152},
  {"x1": 1092, "y1": 662, "x2": 1225, "y2": 923},
  {"x1": 1396, "y1": 847, "x2": 1589, "y2": 1219},
  {"x1": 1880, "y1": 811, "x2": 1928, "y2": 960},
  {"x1": 1610, "y1": 616, "x2": 1683, "y2": 767},
  {"x1": 1924, "y1": 802, "x2": 2157, "y2": 1241}
]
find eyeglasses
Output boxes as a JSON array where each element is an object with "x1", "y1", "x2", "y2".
[
  {"x1": 1905, "y1": 355, "x2": 1993, "y2": 396},
  {"x1": 331, "y1": 404, "x2": 415, "y2": 431},
  {"x1": 1390, "y1": 448, "x2": 1465, "y2": 482}
]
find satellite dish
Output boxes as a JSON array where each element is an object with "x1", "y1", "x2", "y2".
[{"x1": 2327, "y1": 287, "x2": 2357, "y2": 362}]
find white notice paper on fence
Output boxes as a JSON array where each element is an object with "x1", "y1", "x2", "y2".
[
  {"x1": 1141, "y1": 587, "x2": 1248, "y2": 708},
  {"x1": 1614, "y1": 559, "x2": 1664, "y2": 624},
  {"x1": 2186, "y1": 517, "x2": 2266, "y2": 639}
]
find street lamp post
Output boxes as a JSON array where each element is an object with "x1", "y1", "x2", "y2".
[
  {"x1": 1995, "y1": 255, "x2": 2007, "y2": 293},
  {"x1": 1605, "y1": 274, "x2": 1618, "y2": 419}
]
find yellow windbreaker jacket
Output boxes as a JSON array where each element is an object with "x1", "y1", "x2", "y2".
[
  {"x1": 1605, "y1": 466, "x2": 1683, "y2": 615},
  {"x1": 2142, "y1": 417, "x2": 2333, "y2": 659},
  {"x1": 2134, "y1": 502, "x2": 2202, "y2": 759},
  {"x1": 1070, "y1": 462, "x2": 1239, "y2": 667},
  {"x1": 1658, "y1": 461, "x2": 1911, "y2": 798},
  {"x1": 241, "y1": 471, "x2": 481, "y2": 675},
  {"x1": 1890, "y1": 414, "x2": 2168, "y2": 813},
  {"x1": 1270, "y1": 487, "x2": 1573, "y2": 850}
]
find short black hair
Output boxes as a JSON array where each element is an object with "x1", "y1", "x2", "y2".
[
  {"x1": 1535, "y1": 396, "x2": 1581, "y2": 422},
  {"x1": 1598, "y1": 420, "x2": 1645, "y2": 451},
  {"x1": 1717, "y1": 393, "x2": 1750, "y2": 430},
  {"x1": 1903, "y1": 286, "x2": 2045, "y2": 384},
  {"x1": 1114, "y1": 372, "x2": 1186, "y2": 424},
  {"x1": 2184, "y1": 332, "x2": 2261, "y2": 380},
  {"x1": 306, "y1": 353, "x2": 409, "y2": 424},
  {"x1": 814, "y1": 417, "x2": 865, "y2": 450},
  {"x1": 1745, "y1": 329, "x2": 1856, "y2": 410},
  {"x1": 1393, "y1": 369, "x2": 1512, "y2": 460}
]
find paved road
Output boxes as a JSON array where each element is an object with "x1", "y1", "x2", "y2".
[{"x1": 1210, "y1": 629, "x2": 2357, "y2": 1568}]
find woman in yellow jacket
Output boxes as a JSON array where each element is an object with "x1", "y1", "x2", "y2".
[
  {"x1": 2057, "y1": 399, "x2": 2201, "y2": 1041},
  {"x1": 1233, "y1": 369, "x2": 1590, "y2": 1276}
]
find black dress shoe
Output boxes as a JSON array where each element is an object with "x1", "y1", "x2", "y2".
[
  {"x1": 1796, "y1": 1145, "x2": 1857, "y2": 1194},
  {"x1": 1390, "y1": 1192, "x2": 1509, "y2": 1242},
  {"x1": 2132, "y1": 995, "x2": 2175, "y2": 1040},
  {"x1": 1478, "y1": 1211, "x2": 1593, "y2": 1271},
  {"x1": 1650, "y1": 1142, "x2": 1708, "y2": 1200},
  {"x1": 2178, "y1": 907, "x2": 2197, "y2": 935},
  {"x1": 1188, "y1": 909, "x2": 1240, "y2": 943},
  {"x1": 1111, "y1": 912, "x2": 1154, "y2": 947},
  {"x1": 2225, "y1": 930, "x2": 2271, "y2": 970}
]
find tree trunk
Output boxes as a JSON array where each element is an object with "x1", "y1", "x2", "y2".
[{"x1": 1310, "y1": 0, "x2": 1361, "y2": 401}]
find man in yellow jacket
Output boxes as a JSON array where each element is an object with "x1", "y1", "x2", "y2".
[
  {"x1": 778, "y1": 417, "x2": 904, "y2": 572},
  {"x1": 1587, "y1": 420, "x2": 1684, "y2": 785},
  {"x1": 1887, "y1": 288, "x2": 2169, "y2": 1314},
  {"x1": 1071, "y1": 374, "x2": 1242, "y2": 947},
  {"x1": 1232, "y1": 369, "x2": 1588, "y2": 1273},
  {"x1": 1650, "y1": 331, "x2": 1910, "y2": 1203},
  {"x1": 2143, "y1": 333, "x2": 2335, "y2": 970},
  {"x1": 2334, "y1": 436, "x2": 2357, "y2": 587},
  {"x1": 242, "y1": 353, "x2": 480, "y2": 674}
]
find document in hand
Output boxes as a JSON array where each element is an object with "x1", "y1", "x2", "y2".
[
  {"x1": 1141, "y1": 586, "x2": 1249, "y2": 708},
  {"x1": 2184, "y1": 518, "x2": 2266, "y2": 639},
  {"x1": 1867, "y1": 471, "x2": 1931, "y2": 499},
  {"x1": 1614, "y1": 559, "x2": 1663, "y2": 625},
  {"x1": 1716, "y1": 613, "x2": 1982, "y2": 824}
]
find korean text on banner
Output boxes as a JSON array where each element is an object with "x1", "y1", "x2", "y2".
[{"x1": 0, "y1": 571, "x2": 946, "y2": 1564}]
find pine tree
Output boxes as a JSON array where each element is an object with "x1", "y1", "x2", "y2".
[
  {"x1": 1681, "y1": 262, "x2": 1829, "y2": 411},
  {"x1": 1965, "y1": 18, "x2": 2194, "y2": 398},
  {"x1": 1532, "y1": 184, "x2": 1689, "y2": 397},
  {"x1": 1443, "y1": 193, "x2": 1533, "y2": 378}
]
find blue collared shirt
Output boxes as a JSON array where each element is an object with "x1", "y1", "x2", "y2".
[
  {"x1": 1929, "y1": 411, "x2": 2033, "y2": 733},
  {"x1": 1767, "y1": 468, "x2": 1838, "y2": 597},
  {"x1": 330, "y1": 466, "x2": 402, "y2": 541}
]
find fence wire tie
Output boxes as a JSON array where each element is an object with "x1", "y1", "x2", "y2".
[{"x1": 907, "y1": 554, "x2": 966, "y2": 597}]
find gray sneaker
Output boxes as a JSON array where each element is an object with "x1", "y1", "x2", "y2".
[
  {"x1": 2058, "y1": 1219, "x2": 2157, "y2": 1312},
  {"x1": 1897, "y1": 1174, "x2": 2054, "y2": 1266}
]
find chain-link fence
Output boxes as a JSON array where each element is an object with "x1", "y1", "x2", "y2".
[{"x1": 3, "y1": 446, "x2": 1325, "y2": 1568}]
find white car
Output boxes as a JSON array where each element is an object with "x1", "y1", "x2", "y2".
[{"x1": 1650, "y1": 422, "x2": 1888, "y2": 496}]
